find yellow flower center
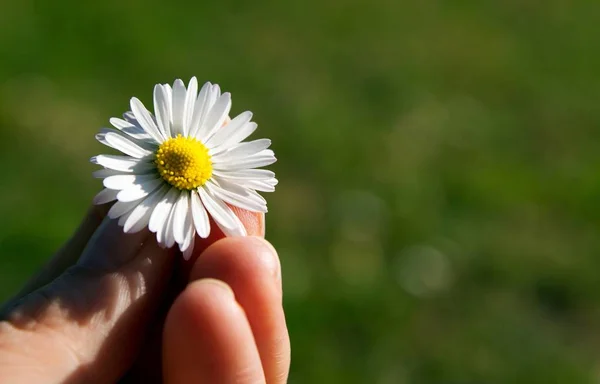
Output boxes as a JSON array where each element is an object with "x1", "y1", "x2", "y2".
[{"x1": 155, "y1": 135, "x2": 212, "y2": 190}]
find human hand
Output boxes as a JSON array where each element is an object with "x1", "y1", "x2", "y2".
[{"x1": 0, "y1": 204, "x2": 290, "y2": 383}]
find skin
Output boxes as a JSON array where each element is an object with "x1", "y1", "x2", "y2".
[{"x1": 0, "y1": 203, "x2": 291, "y2": 383}]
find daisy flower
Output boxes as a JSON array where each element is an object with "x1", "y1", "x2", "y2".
[{"x1": 91, "y1": 78, "x2": 277, "y2": 259}]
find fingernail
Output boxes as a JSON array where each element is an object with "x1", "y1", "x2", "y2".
[
  {"x1": 250, "y1": 237, "x2": 281, "y2": 281},
  {"x1": 199, "y1": 278, "x2": 235, "y2": 298}
]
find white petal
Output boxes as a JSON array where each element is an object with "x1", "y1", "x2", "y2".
[
  {"x1": 212, "y1": 177, "x2": 268, "y2": 205},
  {"x1": 118, "y1": 209, "x2": 134, "y2": 226},
  {"x1": 198, "y1": 187, "x2": 246, "y2": 236},
  {"x1": 104, "y1": 132, "x2": 154, "y2": 158},
  {"x1": 188, "y1": 82, "x2": 212, "y2": 138},
  {"x1": 183, "y1": 77, "x2": 198, "y2": 136},
  {"x1": 122, "y1": 111, "x2": 147, "y2": 130},
  {"x1": 92, "y1": 155, "x2": 155, "y2": 173},
  {"x1": 111, "y1": 116, "x2": 142, "y2": 131},
  {"x1": 211, "y1": 122, "x2": 258, "y2": 154},
  {"x1": 130, "y1": 97, "x2": 165, "y2": 143},
  {"x1": 210, "y1": 139, "x2": 271, "y2": 163},
  {"x1": 124, "y1": 185, "x2": 169, "y2": 233},
  {"x1": 161, "y1": 202, "x2": 177, "y2": 248},
  {"x1": 236, "y1": 179, "x2": 277, "y2": 192},
  {"x1": 95, "y1": 132, "x2": 109, "y2": 146},
  {"x1": 171, "y1": 79, "x2": 186, "y2": 137},
  {"x1": 117, "y1": 177, "x2": 163, "y2": 202},
  {"x1": 205, "y1": 112, "x2": 254, "y2": 150},
  {"x1": 96, "y1": 133, "x2": 110, "y2": 147},
  {"x1": 122, "y1": 111, "x2": 136, "y2": 123},
  {"x1": 99, "y1": 128, "x2": 157, "y2": 152},
  {"x1": 213, "y1": 169, "x2": 276, "y2": 181},
  {"x1": 163, "y1": 84, "x2": 173, "y2": 121},
  {"x1": 179, "y1": 203, "x2": 195, "y2": 255},
  {"x1": 109, "y1": 117, "x2": 151, "y2": 140},
  {"x1": 212, "y1": 84, "x2": 221, "y2": 98},
  {"x1": 103, "y1": 174, "x2": 157, "y2": 190},
  {"x1": 198, "y1": 187, "x2": 235, "y2": 230},
  {"x1": 181, "y1": 234, "x2": 195, "y2": 260},
  {"x1": 172, "y1": 191, "x2": 189, "y2": 245},
  {"x1": 213, "y1": 149, "x2": 276, "y2": 171},
  {"x1": 197, "y1": 92, "x2": 231, "y2": 142},
  {"x1": 216, "y1": 212, "x2": 246, "y2": 237},
  {"x1": 93, "y1": 169, "x2": 125, "y2": 179},
  {"x1": 93, "y1": 188, "x2": 119, "y2": 205},
  {"x1": 154, "y1": 84, "x2": 172, "y2": 139},
  {"x1": 148, "y1": 187, "x2": 180, "y2": 234},
  {"x1": 191, "y1": 190, "x2": 210, "y2": 238},
  {"x1": 108, "y1": 198, "x2": 142, "y2": 219},
  {"x1": 205, "y1": 182, "x2": 267, "y2": 213}
]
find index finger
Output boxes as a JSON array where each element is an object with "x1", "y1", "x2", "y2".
[
  {"x1": 4, "y1": 203, "x2": 110, "y2": 305},
  {"x1": 175, "y1": 209, "x2": 264, "y2": 282}
]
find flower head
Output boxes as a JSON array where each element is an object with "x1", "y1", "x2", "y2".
[{"x1": 91, "y1": 78, "x2": 277, "y2": 259}]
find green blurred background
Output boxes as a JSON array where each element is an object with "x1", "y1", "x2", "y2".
[{"x1": 2, "y1": 1, "x2": 600, "y2": 382}]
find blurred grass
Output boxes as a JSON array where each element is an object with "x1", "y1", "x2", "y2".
[{"x1": 2, "y1": 0, "x2": 600, "y2": 382}]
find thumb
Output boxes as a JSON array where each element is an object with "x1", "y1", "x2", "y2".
[{"x1": 0, "y1": 217, "x2": 175, "y2": 384}]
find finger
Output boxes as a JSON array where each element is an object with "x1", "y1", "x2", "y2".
[
  {"x1": 176, "y1": 209, "x2": 264, "y2": 283},
  {"x1": 189, "y1": 237, "x2": 290, "y2": 384},
  {"x1": 10, "y1": 203, "x2": 110, "y2": 300},
  {"x1": 231, "y1": 206, "x2": 265, "y2": 238},
  {"x1": 119, "y1": 209, "x2": 266, "y2": 383},
  {"x1": 0, "y1": 218, "x2": 175, "y2": 384},
  {"x1": 163, "y1": 279, "x2": 265, "y2": 384}
]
